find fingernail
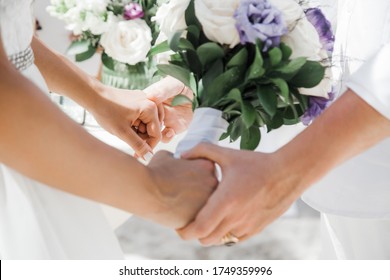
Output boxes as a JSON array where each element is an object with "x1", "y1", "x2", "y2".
[
  {"x1": 166, "y1": 130, "x2": 175, "y2": 138},
  {"x1": 143, "y1": 152, "x2": 153, "y2": 162}
]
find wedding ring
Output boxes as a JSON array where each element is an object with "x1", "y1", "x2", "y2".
[{"x1": 221, "y1": 232, "x2": 239, "y2": 247}]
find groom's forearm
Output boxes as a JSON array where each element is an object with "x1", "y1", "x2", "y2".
[
  {"x1": 31, "y1": 36, "x2": 103, "y2": 112},
  {"x1": 274, "y1": 90, "x2": 390, "y2": 194}
]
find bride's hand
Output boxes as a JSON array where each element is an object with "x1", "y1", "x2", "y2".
[
  {"x1": 144, "y1": 77, "x2": 193, "y2": 143},
  {"x1": 90, "y1": 85, "x2": 162, "y2": 157},
  {"x1": 146, "y1": 151, "x2": 218, "y2": 229}
]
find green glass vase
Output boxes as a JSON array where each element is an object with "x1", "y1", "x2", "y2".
[{"x1": 101, "y1": 60, "x2": 154, "y2": 90}]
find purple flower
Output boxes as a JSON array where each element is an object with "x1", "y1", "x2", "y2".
[
  {"x1": 234, "y1": 0, "x2": 288, "y2": 51},
  {"x1": 124, "y1": 2, "x2": 144, "y2": 20},
  {"x1": 305, "y1": 8, "x2": 335, "y2": 52},
  {"x1": 301, "y1": 90, "x2": 336, "y2": 125}
]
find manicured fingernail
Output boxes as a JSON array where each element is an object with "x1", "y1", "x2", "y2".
[
  {"x1": 144, "y1": 152, "x2": 153, "y2": 162},
  {"x1": 166, "y1": 130, "x2": 175, "y2": 138}
]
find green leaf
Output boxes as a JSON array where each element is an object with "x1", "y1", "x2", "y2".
[
  {"x1": 257, "y1": 85, "x2": 277, "y2": 118},
  {"x1": 185, "y1": 0, "x2": 201, "y2": 28},
  {"x1": 187, "y1": 25, "x2": 201, "y2": 48},
  {"x1": 67, "y1": 40, "x2": 90, "y2": 56},
  {"x1": 268, "y1": 111, "x2": 284, "y2": 130},
  {"x1": 171, "y1": 94, "x2": 193, "y2": 106},
  {"x1": 268, "y1": 47, "x2": 283, "y2": 66},
  {"x1": 75, "y1": 44, "x2": 96, "y2": 62},
  {"x1": 240, "y1": 126, "x2": 261, "y2": 150},
  {"x1": 230, "y1": 117, "x2": 244, "y2": 142},
  {"x1": 270, "y1": 57, "x2": 307, "y2": 80},
  {"x1": 169, "y1": 31, "x2": 184, "y2": 52},
  {"x1": 157, "y1": 64, "x2": 197, "y2": 93},
  {"x1": 241, "y1": 101, "x2": 256, "y2": 128},
  {"x1": 283, "y1": 104, "x2": 304, "y2": 125},
  {"x1": 227, "y1": 48, "x2": 248, "y2": 69},
  {"x1": 196, "y1": 42, "x2": 224, "y2": 67},
  {"x1": 271, "y1": 78, "x2": 289, "y2": 101},
  {"x1": 290, "y1": 61, "x2": 325, "y2": 88},
  {"x1": 148, "y1": 40, "x2": 170, "y2": 57},
  {"x1": 101, "y1": 52, "x2": 115, "y2": 71},
  {"x1": 247, "y1": 46, "x2": 265, "y2": 80},
  {"x1": 227, "y1": 88, "x2": 242, "y2": 103},
  {"x1": 202, "y1": 59, "x2": 223, "y2": 90},
  {"x1": 205, "y1": 67, "x2": 245, "y2": 107},
  {"x1": 178, "y1": 38, "x2": 195, "y2": 51},
  {"x1": 185, "y1": 49, "x2": 202, "y2": 78},
  {"x1": 280, "y1": 43, "x2": 292, "y2": 60}
]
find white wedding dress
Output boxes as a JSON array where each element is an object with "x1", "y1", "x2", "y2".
[{"x1": 0, "y1": 0, "x2": 124, "y2": 259}]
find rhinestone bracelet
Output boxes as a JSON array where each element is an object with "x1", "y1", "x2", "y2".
[{"x1": 8, "y1": 46, "x2": 35, "y2": 72}]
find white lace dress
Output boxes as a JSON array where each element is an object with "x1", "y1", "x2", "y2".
[{"x1": 0, "y1": 0, "x2": 124, "y2": 259}]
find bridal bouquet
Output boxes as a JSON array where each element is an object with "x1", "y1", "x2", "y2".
[
  {"x1": 152, "y1": 0, "x2": 335, "y2": 153},
  {"x1": 47, "y1": 0, "x2": 159, "y2": 88}
]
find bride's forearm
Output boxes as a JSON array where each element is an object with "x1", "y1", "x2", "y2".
[
  {"x1": 31, "y1": 36, "x2": 103, "y2": 112},
  {"x1": 274, "y1": 90, "x2": 390, "y2": 194},
  {"x1": 0, "y1": 62, "x2": 163, "y2": 218}
]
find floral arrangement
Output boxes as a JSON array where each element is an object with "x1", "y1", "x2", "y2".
[
  {"x1": 47, "y1": 0, "x2": 159, "y2": 77},
  {"x1": 152, "y1": 0, "x2": 335, "y2": 151}
]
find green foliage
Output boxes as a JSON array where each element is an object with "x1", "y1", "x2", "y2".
[{"x1": 149, "y1": 1, "x2": 328, "y2": 151}]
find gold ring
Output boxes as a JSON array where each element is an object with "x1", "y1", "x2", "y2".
[{"x1": 221, "y1": 232, "x2": 239, "y2": 247}]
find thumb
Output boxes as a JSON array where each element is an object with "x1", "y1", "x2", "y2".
[{"x1": 181, "y1": 143, "x2": 229, "y2": 166}]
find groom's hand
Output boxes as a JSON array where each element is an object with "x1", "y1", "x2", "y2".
[
  {"x1": 147, "y1": 150, "x2": 218, "y2": 229},
  {"x1": 144, "y1": 76, "x2": 193, "y2": 143},
  {"x1": 177, "y1": 143, "x2": 299, "y2": 246}
]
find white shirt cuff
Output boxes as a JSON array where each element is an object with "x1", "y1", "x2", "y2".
[{"x1": 346, "y1": 43, "x2": 390, "y2": 120}]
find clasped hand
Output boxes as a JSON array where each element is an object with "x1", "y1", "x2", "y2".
[{"x1": 90, "y1": 76, "x2": 192, "y2": 158}]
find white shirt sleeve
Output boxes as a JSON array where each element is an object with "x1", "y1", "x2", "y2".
[{"x1": 347, "y1": 43, "x2": 390, "y2": 120}]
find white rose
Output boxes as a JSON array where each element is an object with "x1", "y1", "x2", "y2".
[
  {"x1": 194, "y1": 0, "x2": 240, "y2": 48},
  {"x1": 100, "y1": 19, "x2": 152, "y2": 65},
  {"x1": 271, "y1": 0, "x2": 331, "y2": 98},
  {"x1": 153, "y1": 0, "x2": 190, "y2": 39}
]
